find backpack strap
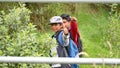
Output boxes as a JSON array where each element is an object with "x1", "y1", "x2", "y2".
[
  {"x1": 55, "y1": 30, "x2": 69, "y2": 57},
  {"x1": 55, "y1": 30, "x2": 63, "y2": 45},
  {"x1": 69, "y1": 30, "x2": 73, "y2": 40}
]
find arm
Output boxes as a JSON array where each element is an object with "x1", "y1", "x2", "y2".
[
  {"x1": 62, "y1": 33, "x2": 70, "y2": 46},
  {"x1": 62, "y1": 24, "x2": 70, "y2": 46}
]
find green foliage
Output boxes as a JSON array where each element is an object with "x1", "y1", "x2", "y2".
[
  {"x1": 0, "y1": 3, "x2": 120, "y2": 68},
  {"x1": 0, "y1": 3, "x2": 52, "y2": 68},
  {"x1": 108, "y1": 4, "x2": 120, "y2": 45},
  {"x1": 74, "y1": 4, "x2": 120, "y2": 68},
  {"x1": 37, "y1": 3, "x2": 66, "y2": 30},
  {"x1": 0, "y1": 2, "x2": 20, "y2": 13},
  {"x1": 28, "y1": 3, "x2": 73, "y2": 30},
  {"x1": 89, "y1": 3, "x2": 120, "y2": 12},
  {"x1": 27, "y1": 3, "x2": 65, "y2": 30},
  {"x1": 0, "y1": 3, "x2": 78, "y2": 31},
  {"x1": 106, "y1": 4, "x2": 120, "y2": 57}
]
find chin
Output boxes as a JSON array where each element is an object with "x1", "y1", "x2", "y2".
[{"x1": 53, "y1": 30, "x2": 57, "y2": 32}]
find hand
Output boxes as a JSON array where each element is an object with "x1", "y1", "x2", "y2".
[
  {"x1": 71, "y1": 17, "x2": 77, "y2": 22},
  {"x1": 62, "y1": 24, "x2": 68, "y2": 35}
]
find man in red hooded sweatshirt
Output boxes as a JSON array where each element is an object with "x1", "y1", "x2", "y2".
[{"x1": 61, "y1": 14, "x2": 82, "y2": 57}]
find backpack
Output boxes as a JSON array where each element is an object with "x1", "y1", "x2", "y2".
[
  {"x1": 77, "y1": 38, "x2": 82, "y2": 57},
  {"x1": 55, "y1": 30, "x2": 79, "y2": 68}
]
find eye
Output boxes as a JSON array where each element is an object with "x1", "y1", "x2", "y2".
[
  {"x1": 55, "y1": 24, "x2": 58, "y2": 26},
  {"x1": 63, "y1": 21, "x2": 66, "y2": 23}
]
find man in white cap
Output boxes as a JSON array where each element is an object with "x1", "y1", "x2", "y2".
[{"x1": 49, "y1": 16, "x2": 71, "y2": 68}]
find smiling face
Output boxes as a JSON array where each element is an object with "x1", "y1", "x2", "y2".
[
  {"x1": 62, "y1": 19, "x2": 70, "y2": 28},
  {"x1": 51, "y1": 23, "x2": 62, "y2": 32}
]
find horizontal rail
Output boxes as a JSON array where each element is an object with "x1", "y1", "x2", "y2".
[
  {"x1": 0, "y1": 0, "x2": 120, "y2": 3},
  {"x1": 0, "y1": 56, "x2": 120, "y2": 65}
]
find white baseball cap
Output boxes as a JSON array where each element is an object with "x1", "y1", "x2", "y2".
[{"x1": 50, "y1": 16, "x2": 63, "y2": 24}]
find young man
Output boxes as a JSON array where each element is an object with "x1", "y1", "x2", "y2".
[
  {"x1": 49, "y1": 16, "x2": 71, "y2": 68},
  {"x1": 61, "y1": 14, "x2": 82, "y2": 57},
  {"x1": 50, "y1": 16, "x2": 70, "y2": 50},
  {"x1": 49, "y1": 16, "x2": 78, "y2": 68}
]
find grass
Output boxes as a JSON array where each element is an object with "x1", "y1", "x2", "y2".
[
  {"x1": 72, "y1": 4, "x2": 110, "y2": 58},
  {"x1": 73, "y1": 4, "x2": 120, "y2": 68}
]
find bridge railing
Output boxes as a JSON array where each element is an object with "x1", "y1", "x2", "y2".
[
  {"x1": 0, "y1": 0, "x2": 120, "y2": 3},
  {"x1": 0, "y1": 56, "x2": 120, "y2": 65}
]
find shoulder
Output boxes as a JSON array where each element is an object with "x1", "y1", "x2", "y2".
[{"x1": 54, "y1": 30, "x2": 63, "y2": 39}]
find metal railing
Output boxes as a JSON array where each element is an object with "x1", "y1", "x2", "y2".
[
  {"x1": 0, "y1": 56, "x2": 120, "y2": 65},
  {"x1": 0, "y1": 0, "x2": 120, "y2": 3}
]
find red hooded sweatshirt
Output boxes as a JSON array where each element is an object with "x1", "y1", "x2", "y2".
[{"x1": 70, "y1": 21, "x2": 80, "y2": 47}]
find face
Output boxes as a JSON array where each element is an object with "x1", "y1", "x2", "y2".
[
  {"x1": 62, "y1": 19, "x2": 70, "y2": 28},
  {"x1": 51, "y1": 23, "x2": 62, "y2": 32}
]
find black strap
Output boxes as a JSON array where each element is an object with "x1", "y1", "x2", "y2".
[{"x1": 69, "y1": 30, "x2": 73, "y2": 40}]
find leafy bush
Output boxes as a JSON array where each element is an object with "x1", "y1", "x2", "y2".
[
  {"x1": 106, "y1": 4, "x2": 120, "y2": 57},
  {"x1": 0, "y1": 3, "x2": 53, "y2": 68},
  {"x1": 27, "y1": 3, "x2": 77, "y2": 30},
  {"x1": 0, "y1": 3, "x2": 78, "y2": 31},
  {"x1": 108, "y1": 4, "x2": 120, "y2": 45}
]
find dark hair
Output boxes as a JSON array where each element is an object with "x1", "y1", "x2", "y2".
[
  {"x1": 60, "y1": 14, "x2": 71, "y2": 22},
  {"x1": 50, "y1": 23, "x2": 62, "y2": 26}
]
